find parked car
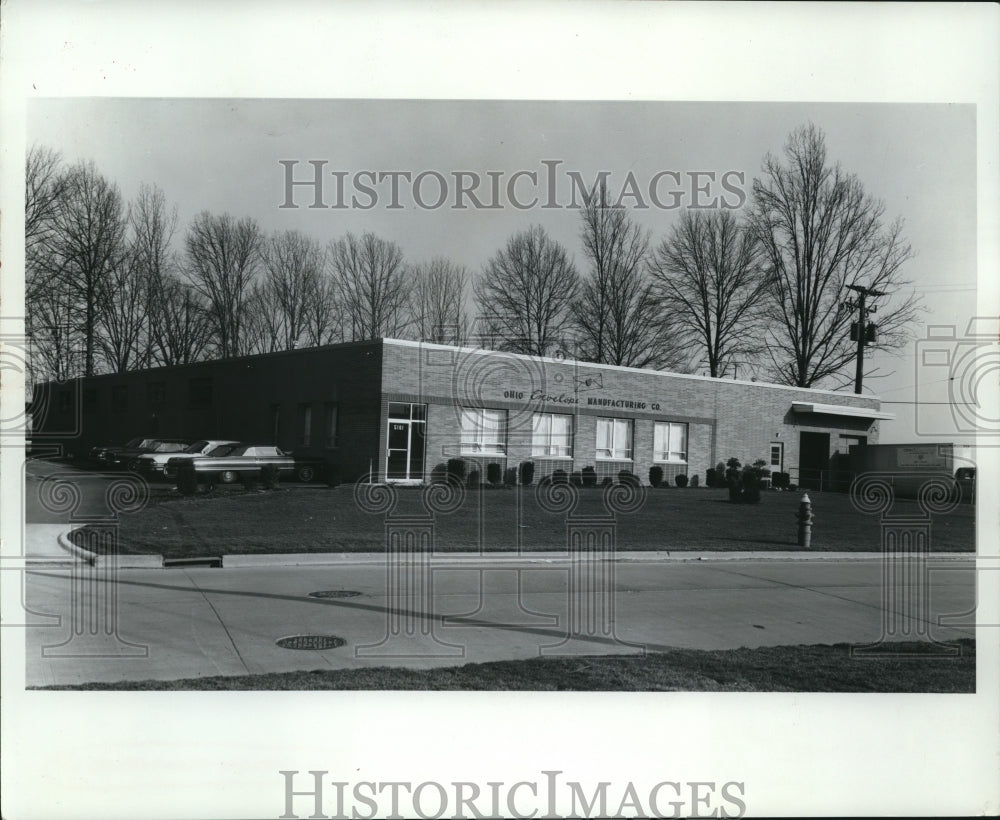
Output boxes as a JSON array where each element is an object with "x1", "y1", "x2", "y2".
[
  {"x1": 134, "y1": 439, "x2": 239, "y2": 479},
  {"x1": 167, "y1": 443, "x2": 324, "y2": 484},
  {"x1": 955, "y1": 467, "x2": 976, "y2": 503},
  {"x1": 89, "y1": 437, "x2": 158, "y2": 466},
  {"x1": 107, "y1": 438, "x2": 192, "y2": 470}
]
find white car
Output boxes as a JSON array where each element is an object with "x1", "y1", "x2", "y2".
[{"x1": 135, "y1": 439, "x2": 238, "y2": 479}]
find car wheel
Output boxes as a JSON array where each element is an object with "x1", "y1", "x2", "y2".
[
  {"x1": 296, "y1": 465, "x2": 316, "y2": 483},
  {"x1": 218, "y1": 470, "x2": 238, "y2": 484}
]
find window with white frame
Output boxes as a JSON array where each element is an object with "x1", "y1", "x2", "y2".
[
  {"x1": 653, "y1": 421, "x2": 688, "y2": 463},
  {"x1": 531, "y1": 413, "x2": 573, "y2": 457},
  {"x1": 460, "y1": 408, "x2": 506, "y2": 454},
  {"x1": 596, "y1": 417, "x2": 632, "y2": 460}
]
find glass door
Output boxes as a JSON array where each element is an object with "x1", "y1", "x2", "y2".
[{"x1": 385, "y1": 403, "x2": 426, "y2": 481}]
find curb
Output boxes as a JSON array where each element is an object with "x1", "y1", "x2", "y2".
[
  {"x1": 49, "y1": 530, "x2": 976, "y2": 570},
  {"x1": 220, "y1": 550, "x2": 976, "y2": 568},
  {"x1": 58, "y1": 529, "x2": 164, "y2": 569}
]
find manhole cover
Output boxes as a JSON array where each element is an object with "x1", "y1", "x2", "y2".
[
  {"x1": 275, "y1": 635, "x2": 346, "y2": 650},
  {"x1": 308, "y1": 590, "x2": 362, "y2": 599}
]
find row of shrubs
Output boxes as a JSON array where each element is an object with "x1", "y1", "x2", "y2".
[{"x1": 431, "y1": 459, "x2": 697, "y2": 489}]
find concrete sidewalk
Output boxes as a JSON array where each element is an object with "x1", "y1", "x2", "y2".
[{"x1": 23, "y1": 555, "x2": 976, "y2": 687}]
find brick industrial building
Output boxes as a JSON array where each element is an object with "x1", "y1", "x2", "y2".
[{"x1": 30, "y1": 338, "x2": 893, "y2": 488}]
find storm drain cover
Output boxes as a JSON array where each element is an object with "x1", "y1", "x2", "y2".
[
  {"x1": 308, "y1": 590, "x2": 362, "y2": 599},
  {"x1": 275, "y1": 634, "x2": 346, "y2": 650}
]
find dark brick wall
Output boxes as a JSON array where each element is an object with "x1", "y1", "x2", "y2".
[{"x1": 32, "y1": 341, "x2": 382, "y2": 482}]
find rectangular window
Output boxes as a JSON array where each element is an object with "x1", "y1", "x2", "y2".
[
  {"x1": 147, "y1": 381, "x2": 166, "y2": 409},
  {"x1": 596, "y1": 417, "x2": 632, "y2": 460},
  {"x1": 189, "y1": 377, "x2": 213, "y2": 408},
  {"x1": 298, "y1": 403, "x2": 312, "y2": 446},
  {"x1": 111, "y1": 385, "x2": 128, "y2": 412},
  {"x1": 531, "y1": 412, "x2": 573, "y2": 457},
  {"x1": 324, "y1": 403, "x2": 338, "y2": 448},
  {"x1": 653, "y1": 422, "x2": 688, "y2": 463},
  {"x1": 460, "y1": 407, "x2": 506, "y2": 454}
]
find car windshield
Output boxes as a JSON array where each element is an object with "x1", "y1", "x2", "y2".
[
  {"x1": 153, "y1": 441, "x2": 187, "y2": 453},
  {"x1": 206, "y1": 444, "x2": 238, "y2": 457},
  {"x1": 183, "y1": 440, "x2": 210, "y2": 454},
  {"x1": 137, "y1": 439, "x2": 158, "y2": 449},
  {"x1": 124, "y1": 437, "x2": 145, "y2": 448}
]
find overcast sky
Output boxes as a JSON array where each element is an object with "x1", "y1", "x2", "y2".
[{"x1": 29, "y1": 98, "x2": 978, "y2": 443}]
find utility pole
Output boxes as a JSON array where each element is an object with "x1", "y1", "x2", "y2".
[{"x1": 844, "y1": 284, "x2": 884, "y2": 394}]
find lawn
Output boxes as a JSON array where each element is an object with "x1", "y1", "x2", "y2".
[
  {"x1": 37, "y1": 639, "x2": 975, "y2": 692},
  {"x1": 74, "y1": 483, "x2": 976, "y2": 559}
]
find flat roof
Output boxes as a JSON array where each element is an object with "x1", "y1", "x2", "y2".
[{"x1": 384, "y1": 338, "x2": 885, "y2": 405}]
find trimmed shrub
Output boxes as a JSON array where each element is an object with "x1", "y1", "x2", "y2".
[
  {"x1": 675, "y1": 473, "x2": 689, "y2": 488},
  {"x1": 706, "y1": 467, "x2": 718, "y2": 488},
  {"x1": 649, "y1": 465, "x2": 663, "y2": 488},
  {"x1": 261, "y1": 464, "x2": 280, "y2": 490},
  {"x1": 430, "y1": 463, "x2": 448, "y2": 484},
  {"x1": 690, "y1": 474, "x2": 699, "y2": 488},
  {"x1": 601, "y1": 476, "x2": 614, "y2": 486},
  {"x1": 570, "y1": 471, "x2": 583, "y2": 487},
  {"x1": 551, "y1": 468, "x2": 569, "y2": 485},
  {"x1": 241, "y1": 469, "x2": 260, "y2": 491},
  {"x1": 447, "y1": 458, "x2": 466, "y2": 482},
  {"x1": 715, "y1": 461, "x2": 727, "y2": 485},
  {"x1": 618, "y1": 469, "x2": 640, "y2": 487},
  {"x1": 503, "y1": 467, "x2": 518, "y2": 487},
  {"x1": 467, "y1": 469, "x2": 480, "y2": 489},
  {"x1": 582, "y1": 466, "x2": 597, "y2": 487},
  {"x1": 519, "y1": 461, "x2": 535, "y2": 486},
  {"x1": 773, "y1": 471, "x2": 790, "y2": 489},
  {"x1": 742, "y1": 468, "x2": 762, "y2": 504},
  {"x1": 487, "y1": 462, "x2": 502, "y2": 485}
]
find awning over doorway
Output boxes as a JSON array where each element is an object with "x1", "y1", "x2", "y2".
[{"x1": 791, "y1": 401, "x2": 895, "y2": 420}]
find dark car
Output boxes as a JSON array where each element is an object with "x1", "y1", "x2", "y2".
[
  {"x1": 955, "y1": 467, "x2": 976, "y2": 503},
  {"x1": 88, "y1": 437, "x2": 157, "y2": 466},
  {"x1": 108, "y1": 438, "x2": 192, "y2": 470},
  {"x1": 135, "y1": 439, "x2": 239, "y2": 479},
  {"x1": 168, "y1": 443, "x2": 323, "y2": 484}
]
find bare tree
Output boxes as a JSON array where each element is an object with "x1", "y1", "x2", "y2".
[
  {"x1": 25, "y1": 145, "x2": 66, "y2": 263},
  {"x1": 25, "y1": 146, "x2": 70, "y2": 384},
  {"x1": 749, "y1": 124, "x2": 920, "y2": 388},
  {"x1": 44, "y1": 161, "x2": 129, "y2": 376},
  {"x1": 410, "y1": 257, "x2": 469, "y2": 345},
  {"x1": 329, "y1": 232, "x2": 412, "y2": 340},
  {"x1": 149, "y1": 274, "x2": 212, "y2": 366},
  {"x1": 97, "y1": 252, "x2": 149, "y2": 373},
  {"x1": 302, "y1": 270, "x2": 343, "y2": 347},
  {"x1": 184, "y1": 212, "x2": 263, "y2": 358},
  {"x1": 28, "y1": 288, "x2": 78, "y2": 382},
  {"x1": 573, "y1": 192, "x2": 686, "y2": 370},
  {"x1": 131, "y1": 183, "x2": 179, "y2": 367},
  {"x1": 648, "y1": 209, "x2": 770, "y2": 378},
  {"x1": 474, "y1": 225, "x2": 579, "y2": 356},
  {"x1": 255, "y1": 230, "x2": 327, "y2": 350}
]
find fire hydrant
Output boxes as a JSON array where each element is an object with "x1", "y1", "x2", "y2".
[{"x1": 797, "y1": 493, "x2": 813, "y2": 548}]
